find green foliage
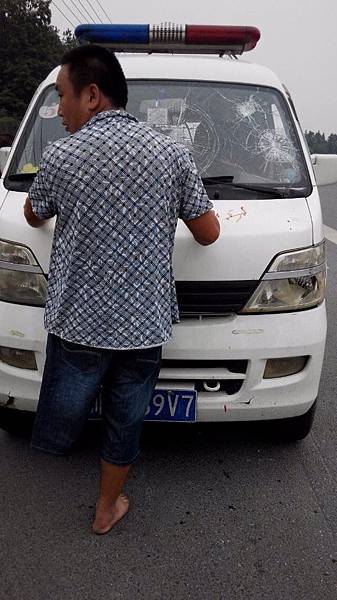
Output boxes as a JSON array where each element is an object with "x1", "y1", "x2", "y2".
[
  {"x1": 61, "y1": 28, "x2": 79, "y2": 51},
  {"x1": 0, "y1": 113, "x2": 18, "y2": 135},
  {"x1": 0, "y1": 0, "x2": 76, "y2": 137},
  {"x1": 305, "y1": 130, "x2": 337, "y2": 154}
]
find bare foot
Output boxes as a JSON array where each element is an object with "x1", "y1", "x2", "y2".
[{"x1": 92, "y1": 494, "x2": 129, "y2": 535}]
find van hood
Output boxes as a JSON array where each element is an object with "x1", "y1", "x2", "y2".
[
  {"x1": 0, "y1": 192, "x2": 313, "y2": 279},
  {"x1": 174, "y1": 198, "x2": 313, "y2": 280}
]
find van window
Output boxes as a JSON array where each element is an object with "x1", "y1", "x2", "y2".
[{"x1": 5, "y1": 81, "x2": 311, "y2": 198}]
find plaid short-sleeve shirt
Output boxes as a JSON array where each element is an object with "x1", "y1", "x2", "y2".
[{"x1": 29, "y1": 110, "x2": 213, "y2": 349}]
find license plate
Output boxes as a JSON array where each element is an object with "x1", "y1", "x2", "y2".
[
  {"x1": 89, "y1": 389, "x2": 196, "y2": 422},
  {"x1": 144, "y1": 389, "x2": 196, "y2": 422}
]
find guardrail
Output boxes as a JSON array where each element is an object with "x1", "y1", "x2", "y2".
[{"x1": 311, "y1": 154, "x2": 337, "y2": 185}]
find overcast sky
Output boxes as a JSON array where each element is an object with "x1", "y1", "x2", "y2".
[{"x1": 50, "y1": 0, "x2": 337, "y2": 135}]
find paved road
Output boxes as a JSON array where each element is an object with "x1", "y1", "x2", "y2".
[{"x1": 1, "y1": 186, "x2": 337, "y2": 600}]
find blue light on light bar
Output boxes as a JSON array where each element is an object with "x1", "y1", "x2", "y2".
[{"x1": 75, "y1": 24, "x2": 149, "y2": 44}]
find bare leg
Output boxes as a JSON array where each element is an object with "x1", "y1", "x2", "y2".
[{"x1": 92, "y1": 459, "x2": 130, "y2": 534}]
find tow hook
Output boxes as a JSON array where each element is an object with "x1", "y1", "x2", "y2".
[{"x1": 203, "y1": 381, "x2": 221, "y2": 392}]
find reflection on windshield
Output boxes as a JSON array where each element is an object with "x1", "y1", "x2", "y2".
[
  {"x1": 6, "y1": 81, "x2": 311, "y2": 198},
  {"x1": 127, "y1": 83, "x2": 310, "y2": 197},
  {"x1": 9, "y1": 87, "x2": 67, "y2": 179},
  {"x1": 128, "y1": 84, "x2": 307, "y2": 189}
]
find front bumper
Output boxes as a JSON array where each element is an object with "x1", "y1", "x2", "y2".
[{"x1": 0, "y1": 301, "x2": 327, "y2": 421}]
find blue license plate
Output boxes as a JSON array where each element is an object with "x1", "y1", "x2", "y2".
[
  {"x1": 144, "y1": 389, "x2": 196, "y2": 422},
  {"x1": 89, "y1": 389, "x2": 196, "y2": 422}
]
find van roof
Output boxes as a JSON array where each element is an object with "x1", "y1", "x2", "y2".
[{"x1": 45, "y1": 54, "x2": 283, "y2": 91}]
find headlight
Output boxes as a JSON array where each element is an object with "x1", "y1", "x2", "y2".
[
  {"x1": 0, "y1": 239, "x2": 38, "y2": 265},
  {"x1": 242, "y1": 242, "x2": 326, "y2": 313},
  {"x1": 0, "y1": 239, "x2": 47, "y2": 306}
]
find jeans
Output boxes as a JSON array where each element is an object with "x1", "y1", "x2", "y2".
[{"x1": 31, "y1": 334, "x2": 162, "y2": 465}]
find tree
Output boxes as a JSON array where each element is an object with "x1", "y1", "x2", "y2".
[
  {"x1": 327, "y1": 133, "x2": 337, "y2": 154},
  {"x1": 0, "y1": 0, "x2": 66, "y2": 137},
  {"x1": 305, "y1": 130, "x2": 337, "y2": 154},
  {"x1": 61, "y1": 28, "x2": 78, "y2": 51}
]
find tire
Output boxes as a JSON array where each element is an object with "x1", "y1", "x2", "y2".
[
  {"x1": 0, "y1": 407, "x2": 34, "y2": 436},
  {"x1": 267, "y1": 400, "x2": 317, "y2": 442}
]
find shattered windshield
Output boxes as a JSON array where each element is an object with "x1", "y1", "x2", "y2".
[{"x1": 5, "y1": 80, "x2": 311, "y2": 198}]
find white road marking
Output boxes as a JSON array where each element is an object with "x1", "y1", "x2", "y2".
[{"x1": 324, "y1": 224, "x2": 337, "y2": 245}]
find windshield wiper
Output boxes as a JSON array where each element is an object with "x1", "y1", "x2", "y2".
[
  {"x1": 201, "y1": 177, "x2": 302, "y2": 198},
  {"x1": 202, "y1": 175, "x2": 234, "y2": 185},
  {"x1": 230, "y1": 183, "x2": 309, "y2": 198},
  {"x1": 226, "y1": 183, "x2": 286, "y2": 198},
  {"x1": 7, "y1": 172, "x2": 37, "y2": 181}
]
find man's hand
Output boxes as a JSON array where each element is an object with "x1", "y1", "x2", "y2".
[
  {"x1": 23, "y1": 197, "x2": 48, "y2": 228},
  {"x1": 183, "y1": 210, "x2": 220, "y2": 245}
]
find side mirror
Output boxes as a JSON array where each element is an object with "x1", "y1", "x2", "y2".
[
  {"x1": 0, "y1": 146, "x2": 11, "y2": 176},
  {"x1": 311, "y1": 153, "x2": 337, "y2": 185}
]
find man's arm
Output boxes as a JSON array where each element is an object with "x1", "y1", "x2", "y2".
[
  {"x1": 23, "y1": 197, "x2": 49, "y2": 228},
  {"x1": 183, "y1": 210, "x2": 220, "y2": 246}
]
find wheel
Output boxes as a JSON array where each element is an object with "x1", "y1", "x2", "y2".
[
  {"x1": 0, "y1": 407, "x2": 34, "y2": 436},
  {"x1": 267, "y1": 400, "x2": 317, "y2": 442}
]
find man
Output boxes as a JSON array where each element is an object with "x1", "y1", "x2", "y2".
[{"x1": 24, "y1": 44, "x2": 220, "y2": 534}]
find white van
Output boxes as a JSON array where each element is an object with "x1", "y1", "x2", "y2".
[{"x1": 0, "y1": 24, "x2": 327, "y2": 440}]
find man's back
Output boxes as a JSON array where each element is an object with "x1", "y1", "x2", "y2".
[{"x1": 29, "y1": 110, "x2": 212, "y2": 349}]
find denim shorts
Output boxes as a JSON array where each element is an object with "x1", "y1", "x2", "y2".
[{"x1": 31, "y1": 334, "x2": 162, "y2": 465}]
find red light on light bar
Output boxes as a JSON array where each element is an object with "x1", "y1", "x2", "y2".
[{"x1": 185, "y1": 25, "x2": 260, "y2": 52}]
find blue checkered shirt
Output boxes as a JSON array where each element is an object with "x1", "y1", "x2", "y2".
[{"x1": 29, "y1": 110, "x2": 212, "y2": 349}]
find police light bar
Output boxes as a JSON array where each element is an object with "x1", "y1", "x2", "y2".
[{"x1": 74, "y1": 23, "x2": 260, "y2": 55}]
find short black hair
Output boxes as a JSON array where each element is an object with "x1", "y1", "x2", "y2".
[{"x1": 61, "y1": 44, "x2": 128, "y2": 108}]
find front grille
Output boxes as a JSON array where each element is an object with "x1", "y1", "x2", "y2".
[{"x1": 176, "y1": 280, "x2": 259, "y2": 316}]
